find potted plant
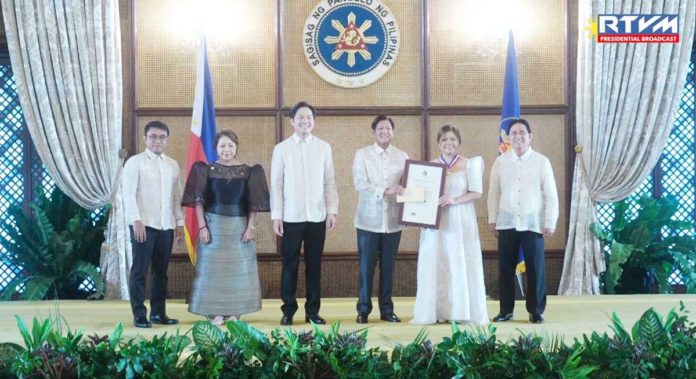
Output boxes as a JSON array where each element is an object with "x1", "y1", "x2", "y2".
[
  {"x1": 591, "y1": 195, "x2": 696, "y2": 294},
  {"x1": 0, "y1": 187, "x2": 108, "y2": 300}
]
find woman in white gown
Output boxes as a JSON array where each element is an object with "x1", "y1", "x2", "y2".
[{"x1": 411, "y1": 125, "x2": 489, "y2": 325}]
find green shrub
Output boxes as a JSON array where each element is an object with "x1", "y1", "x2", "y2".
[
  {"x1": 574, "y1": 302, "x2": 696, "y2": 378},
  {"x1": 180, "y1": 321, "x2": 267, "y2": 378},
  {"x1": 116, "y1": 332, "x2": 191, "y2": 378},
  {"x1": 3, "y1": 303, "x2": 695, "y2": 378},
  {"x1": 0, "y1": 187, "x2": 108, "y2": 300},
  {"x1": 268, "y1": 322, "x2": 390, "y2": 378},
  {"x1": 390, "y1": 328, "x2": 449, "y2": 378},
  {"x1": 591, "y1": 196, "x2": 696, "y2": 294},
  {"x1": 75, "y1": 325, "x2": 124, "y2": 378}
]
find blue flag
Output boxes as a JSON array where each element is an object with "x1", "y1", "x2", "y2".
[
  {"x1": 499, "y1": 29, "x2": 520, "y2": 154},
  {"x1": 499, "y1": 30, "x2": 526, "y2": 279}
]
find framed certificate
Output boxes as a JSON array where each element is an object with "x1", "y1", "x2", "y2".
[{"x1": 398, "y1": 160, "x2": 446, "y2": 229}]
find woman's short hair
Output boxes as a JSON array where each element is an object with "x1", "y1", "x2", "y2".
[
  {"x1": 437, "y1": 124, "x2": 461, "y2": 144},
  {"x1": 214, "y1": 129, "x2": 239, "y2": 148}
]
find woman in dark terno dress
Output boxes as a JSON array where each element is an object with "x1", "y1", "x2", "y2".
[{"x1": 182, "y1": 129, "x2": 270, "y2": 325}]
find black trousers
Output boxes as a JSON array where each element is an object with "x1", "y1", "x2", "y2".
[
  {"x1": 498, "y1": 229, "x2": 546, "y2": 316},
  {"x1": 280, "y1": 221, "x2": 326, "y2": 317},
  {"x1": 129, "y1": 226, "x2": 173, "y2": 319},
  {"x1": 356, "y1": 229, "x2": 401, "y2": 316}
]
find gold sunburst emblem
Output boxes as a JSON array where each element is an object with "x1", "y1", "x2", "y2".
[
  {"x1": 323, "y1": 12, "x2": 379, "y2": 67},
  {"x1": 499, "y1": 130, "x2": 511, "y2": 153}
]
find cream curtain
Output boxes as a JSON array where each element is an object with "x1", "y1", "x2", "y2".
[
  {"x1": 559, "y1": 0, "x2": 695, "y2": 295},
  {"x1": 2, "y1": 0, "x2": 131, "y2": 299}
]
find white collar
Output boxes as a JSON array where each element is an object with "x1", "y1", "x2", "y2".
[
  {"x1": 508, "y1": 147, "x2": 533, "y2": 162},
  {"x1": 292, "y1": 133, "x2": 313, "y2": 144},
  {"x1": 372, "y1": 143, "x2": 392, "y2": 155},
  {"x1": 145, "y1": 148, "x2": 164, "y2": 160}
]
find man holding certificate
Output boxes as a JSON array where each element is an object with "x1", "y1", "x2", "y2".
[{"x1": 352, "y1": 115, "x2": 408, "y2": 324}]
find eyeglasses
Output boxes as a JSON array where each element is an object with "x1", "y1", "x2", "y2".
[{"x1": 146, "y1": 134, "x2": 168, "y2": 141}]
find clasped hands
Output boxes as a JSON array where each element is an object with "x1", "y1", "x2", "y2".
[
  {"x1": 198, "y1": 224, "x2": 256, "y2": 244},
  {"x1": 272, "y1": 213, "x2": 337, "y2": 238},
  {"x1": 384, "y1": 185, "x2": 404, "y2": 196},
  {"x1": 437, "y1": 195, "x2": 457, "y2": 207}
]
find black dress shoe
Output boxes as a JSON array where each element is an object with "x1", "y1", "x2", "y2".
[
  {"x1": 305, "y1": 314, "x2": 326, "y2": 324},
  {"x1": 380, "y1": 313, "x2": 401, "y2": 323},
  {"x1": 280, "y1": 315, "x2": 293, "y2": 326},
  {"x1": 529, "y1": 314, "x2": 544, "y2": 324},
  {"x1": 356, "y1": 314, "x2": 368, "y2": 324},
  {"x1": 150, "y1": 315, "x2": 179, "y2": 325},
  {"x1": 134, "y1": 316, "x2": 152, "y2": 328},
  {"x1": 492, "y1": 313, "x2": 514, "y2": 322}
]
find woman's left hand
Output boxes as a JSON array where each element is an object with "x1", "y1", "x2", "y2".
[
  {"x1": 438, "y1": 195, "x2": 456, "y2": 207},
  {"x1": 241, "y1": 227, "x2": 256, "y2": 243}
]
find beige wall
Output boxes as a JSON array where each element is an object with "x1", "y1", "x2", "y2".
[
  {"x1": 0, "y1": 0, "x2": 574, "y2": 298},
  {"x1": 127, "y1": 0, "x2": 571, "y2": 260}
]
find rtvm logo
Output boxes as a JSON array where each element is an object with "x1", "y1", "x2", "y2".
[{"x1": 597, "y1": 14, "x2": 679, "y2": 43}]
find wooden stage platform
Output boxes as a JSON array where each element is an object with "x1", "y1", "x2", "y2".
[{"x1": 1, "y1": 295, "x2": 695, "y2": 349}]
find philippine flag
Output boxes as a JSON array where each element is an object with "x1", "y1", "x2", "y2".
[{"x1": 184, "y1": 34, "x2": 217, "y2": 264}]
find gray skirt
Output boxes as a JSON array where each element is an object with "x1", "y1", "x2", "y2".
[{"x1": 188, "y1": 213, "x2": 261, "y2": 317}]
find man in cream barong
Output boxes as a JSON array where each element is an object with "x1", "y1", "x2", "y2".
[
  {"x1": 271, "y1": 101, "x2": 339, "y2": 326},
  {"x1": 352, "y1": 115, "x2": 408, "y2": 324}
]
